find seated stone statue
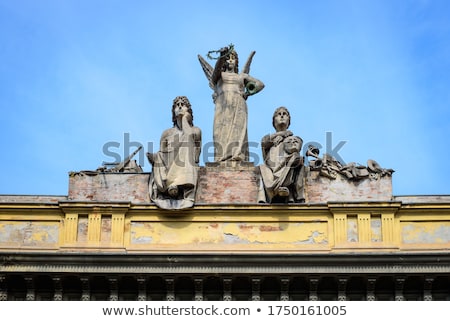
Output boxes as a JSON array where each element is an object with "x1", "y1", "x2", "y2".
[
  {"x1": 147, "y1": 96, "x2": 202, "y2": 209},
  {"x1": 258, "y1": 106, "x2": 305, "y2": 203}
]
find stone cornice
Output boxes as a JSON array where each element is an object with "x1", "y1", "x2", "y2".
[{"x1": 1, "y1": 252, "x2": 450, "y2": 274}]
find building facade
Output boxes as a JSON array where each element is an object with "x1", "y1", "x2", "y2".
[{"x1": 1, "y1": 164, "x2": 450, "y2": 301}]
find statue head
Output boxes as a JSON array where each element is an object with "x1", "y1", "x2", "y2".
[
  {"x1": 283, "y1": 135, "x2": 303, "y2": 154},
  {"x1": 223, "y1": 49, "x2": 239, "y2": 73},
  {"x1": 272, "y1": 106, "x2": 291, "y2": 130},
  {"x1": 172, "y1": 96, "x2": 194, "y2": 126}
]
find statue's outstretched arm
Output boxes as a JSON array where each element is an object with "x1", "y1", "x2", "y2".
[{"x1": 211, "y1": 54, "x2": 227, "y2": 85}]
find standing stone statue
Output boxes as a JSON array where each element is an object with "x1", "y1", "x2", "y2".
[
  {"x1": 147, "y1": 96, "x2": 202, "y2": 210},
  {"x1": 198, "y1": 44, "x2": 265, "y2": 162},
  {"x1": 258, "y1": 106, "x2": 305, "y2": 203}
]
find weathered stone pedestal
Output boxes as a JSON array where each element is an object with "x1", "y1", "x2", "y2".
[
  {"x1": 68, "y1": 171, "x2": 151, "y2": 203},
  {"x1": 305, "y1": 169, "x2": 393, "y2": 203},
  {"x1": 196, "y1": 162, "x2": 259, "y2": 204},
  {"x1": 68, "y1": 163, "x2": 392, "y2": 204}
]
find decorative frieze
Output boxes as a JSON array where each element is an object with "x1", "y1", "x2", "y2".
[
  {"x1": 194, "y1": 278, "x2": 203, "y2": 301},
  {"x1": 280, "y1": 278, "x2": 290, "y2": 301},
  {"x1": 165, "y1": 278, "x2": 175, "y2": 301},
  {"x1": 52, "y1": 276, "x2": 63, "y2": 301},
  {"x1": 108, "y1": 277, "x2": 118, "y2": 301},
  {"x1": 223, "y1": 278, "x2": 232, "y2": 301},
  {"x1": 251, "y1": 278, "x2": 261, "y2": 301},
  {"x1": 338, "y1": 278, "x2": 348, "y2": 301},
  {"x1": 308, "y1": 278, "x2": 319, "y2": 301},
  {"x1": 0, "y1": 274, "x2": 7, "y2": 301},
  {"x1": 395, "y1": 277, "x2": 405, "y2": 301},
  {"x1": 423, "y1": 277, "x2": 434, "y2": 301},
  {"x1": 81, "y1": 277, "x2": 90, "y2": 301},
  {"x1": 24, "y1": 276, "x2": 35, "y2": 301},
  {"x1": 137, "y1": 277, "x2": 147, "y2": 301},
  {"x1": 0, "y1": 274, "x2": 448, "y2": 301},
  {"x1": 366, "y1": 277, "x2": 376, "y2": 301}
]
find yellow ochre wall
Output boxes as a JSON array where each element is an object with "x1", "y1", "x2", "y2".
[{"x1": 1, "y1": 200, "x2": 449, "y2": 254}]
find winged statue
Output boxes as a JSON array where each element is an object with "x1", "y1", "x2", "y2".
[{"x1": 197, "y1": 44, "x2": 265, "y2": 162}]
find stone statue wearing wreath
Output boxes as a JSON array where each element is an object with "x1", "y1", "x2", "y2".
[
  {"x1": 198, "y1": 44, "x2": 265, "y2": 162},
  {"x1": 258, "y1": 106, "x2": 305, "y2": 203}
]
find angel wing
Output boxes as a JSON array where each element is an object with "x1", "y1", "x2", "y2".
[
  {"x1": 242, "y1": 51, "x2": 256, "y2": 74},
  {"x1": 197, "y1": 54, "x2": 215, "y2": 90}
]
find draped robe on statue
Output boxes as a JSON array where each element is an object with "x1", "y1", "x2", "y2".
[
  {"x1": 258, "y1": 134, "x2": 305, "y2": 203},
  {"x1": 150, "y1": 124, "x2": 201, "y2": 209},
  {"x1": 213, "y1": 72, "x2": 263, "y2": 162}
]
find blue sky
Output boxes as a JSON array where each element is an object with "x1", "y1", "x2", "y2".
[{"x1": 1, "y1": 0, "x2": 449, "y2": 197}]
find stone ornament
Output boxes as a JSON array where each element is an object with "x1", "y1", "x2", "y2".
[
  {"x1": 258, "y1": 107, "x2": 305, "y2": 203},
  {"x1": 198, "y1": 44, "x2": 264, "y2": 162},
  {"x1": 97, "y1": 146, "x2": 144, "y2": 173},
  {"x1": 71, "y1": 146, "x2": 144, "y2": 176},
  {"x1": 306, "y1": 144, "x2": 394, "y2": 181},
  {"x1": 147, "y1": 96, "x2": 202, "y2": 210}
]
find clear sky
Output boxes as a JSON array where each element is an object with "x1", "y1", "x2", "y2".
[{"x1": 1, "y1": 0, "x2": 449, "y2": 197}]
